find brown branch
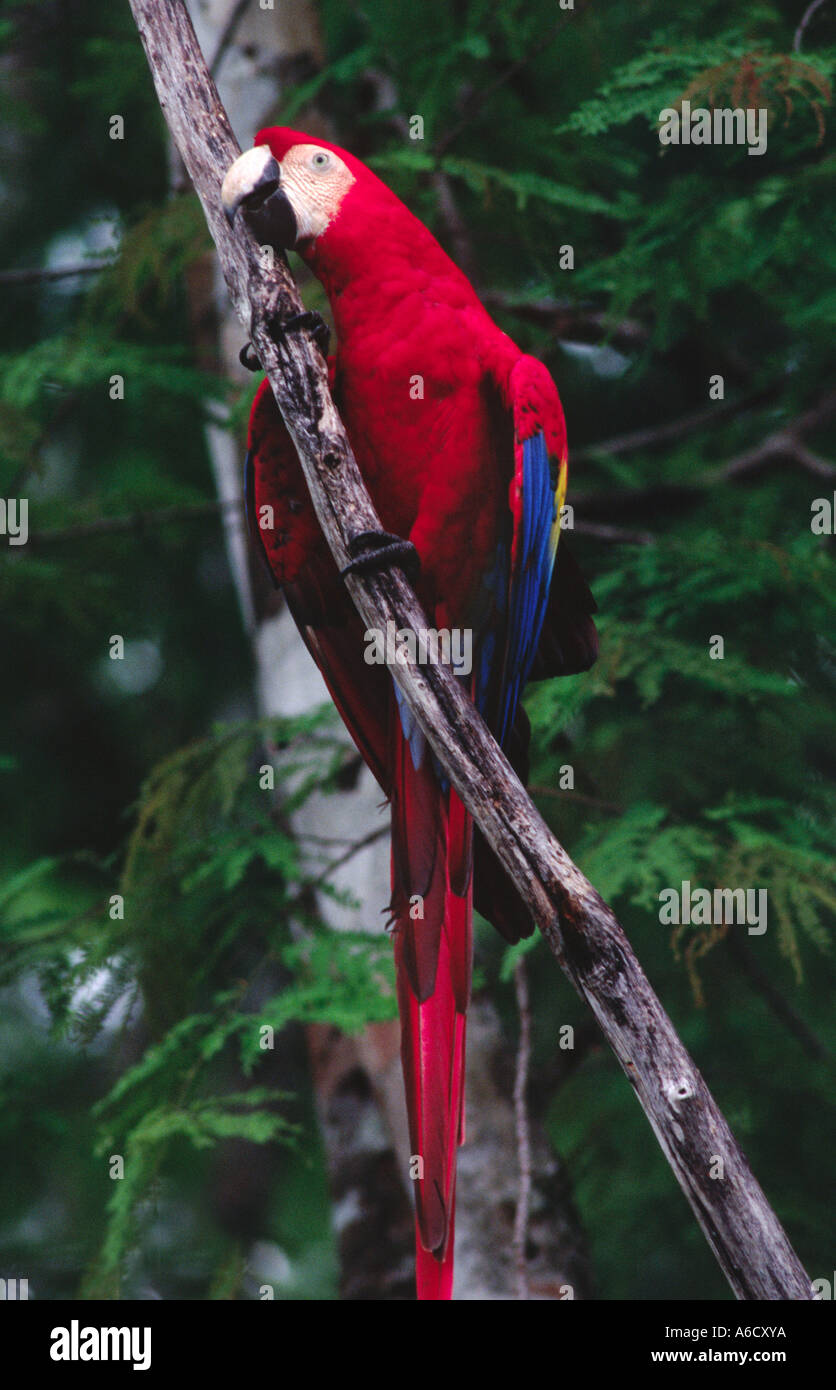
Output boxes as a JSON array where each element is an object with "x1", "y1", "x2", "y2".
[
  {"x1": 570, "y1": 389, "x2": 835, "y2": 516},
  {"x1": 208, "y1": 0, "x2": 251, "y2": 76},
  {"x1": 722, "y1": 432, "x2": 836, "y2": 481},
  {"x1": 365, "y1": 67, "x2": 478, "y2": 282},
  {"x1": 0, "y1": 260, "x2": 114, "y2": 287},
  {"x1": 530, "y1": 786, "x2": 623, "y2": 815},
  {"x1": 305, "y1": 824, "x2": 389, "y2": 892},
  {"x1": 25, "y1": 499, "x2": 241, "y2": 546},
  {"x1": 726, "y1": 930, "x2": 833, "y2": 1063},
  {"x1": 572, "y1": 391, "x2": 764, "y2": 465},
  {"x1": 480, "y1": 291, "x2": 649, "y2": 353},
  {"x1": 721, "y1": 393, "x2": 836, "y2": 481},
  {"x1": 128, "y1": 0, "x2": 814, "y2": 1301},
  {"x1": 794, "y1": 0, "x2": 829, "y2": 52},
  {"x1": 25, "y1": 506, "x2": 653, "y2": 551},
  {"x1": 572, "y1": 520, "x2": 656, "y2": 545}
]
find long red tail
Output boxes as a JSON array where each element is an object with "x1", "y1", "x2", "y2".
[{"x1": 391, "y1": 718, "x2": 472, "y2": 1300}]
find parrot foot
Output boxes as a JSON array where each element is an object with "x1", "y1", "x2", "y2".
[
  {"x1": 239, "y1": 341, "x2": 262, "y2": 371},
  {"x1": 340, "y1": 530, "x2": 420, "y2": 583},
  {"x1": 238, "y1": 311, "x2": 330, "y2": 372},
  {"x1": 271, "y1": 309, "x2": 331, "y2": 355}
]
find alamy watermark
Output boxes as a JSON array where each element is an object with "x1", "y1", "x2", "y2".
[
  {"x1": 659, "y1": 102, "x2": 768, "y2": 157},
  {"x1": 0, "y1": 498, "x2": 28, "y2": 545},
  {"x1": 364, "y1": 621, "x2": 472, "y2": 677},
  {"x1": 0, "y1": 1276, "x2": 28, "y2": 1299},
  {"x1": 50, "y1": 1320, "x2": 151, "y2": 1371},
  {"x1": 659, "y1": 881, "x2": 767, "y2": 935}
]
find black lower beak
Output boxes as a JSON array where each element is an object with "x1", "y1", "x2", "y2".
[
  {"x1": 241, "y1": 183, "x2": 298, "y2": 251},
  {"x1": 223, "y1": 152, "x2": 299, "y2": 251}
]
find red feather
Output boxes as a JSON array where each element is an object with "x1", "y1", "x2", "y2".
[{"x1": 244, "y1": 128, "x2": 597, "y2": 1299}]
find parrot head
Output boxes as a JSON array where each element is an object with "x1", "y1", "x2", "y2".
[
  {"x1": 221, "y1": 128, "x2": 369, "y2": 254},
  {"x1": 222, "y1": 127, "x2": 468, "y2": 302}
]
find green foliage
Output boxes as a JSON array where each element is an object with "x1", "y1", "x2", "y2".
[
  {"x1": 0, "y1": 712, "x2": 396, "y2": 1288},
  {"x1": 83, "y1": 198, "x2": 214, "y2": 333},
  {"x1": 0, "y1": 337, "x2": 216, "y2": 417},
  {"x1": 556, "y1": 23, "x2": 835, "y2": 351},
  {"x1": 90, "y1": 1087, "x2": 298, "y2": 1289},
  {"x1": 370, "y1": 148, "x2": 628, "y2": 217},
  {"x1": 560, "y1": 25, "x2": 832, "y2": 139}
]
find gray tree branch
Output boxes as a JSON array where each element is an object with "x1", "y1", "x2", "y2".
[{"x1": 128, "y1": 0, "x2": 814, "y2": 1302}]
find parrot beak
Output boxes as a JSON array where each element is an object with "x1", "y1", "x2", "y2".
[{"x1": 221, "y1": 146, "x2": 298, "y2": 249}]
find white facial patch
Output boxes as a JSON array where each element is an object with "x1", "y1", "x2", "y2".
[{"x1": 278, "y1": 144, "x2": 356, "y2": 242}]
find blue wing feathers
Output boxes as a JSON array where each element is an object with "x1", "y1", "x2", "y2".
[{"x1": 495, "y1": 432, "x2": 559, "y2": 746}]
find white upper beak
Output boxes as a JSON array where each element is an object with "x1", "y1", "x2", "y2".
[{"x1": 221, "y1": 146, "x2": 279, "y2": 223}]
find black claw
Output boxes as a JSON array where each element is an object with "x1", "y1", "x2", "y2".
[
  {"x1": 340, "y1": 530, "x2": 421, "y2": 582},
  {"x1": 270, "y1": 309, "x2": 331, "y2": 355},
  {"x1": 239, "y1": 341, "x2": 262, "y2": 372},
  {"x1": 240, "y1": 313, "x2": 330, "y2": 371}
]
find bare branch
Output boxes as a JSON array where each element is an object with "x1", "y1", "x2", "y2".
[
  {"x1": 26, "y1": 499, "x2": 240, "y2": 546},
  {"x1": 306, "y1": 824, "x2": 389, "y2": 892},
  {"x1": 25, "y1": 506, "x2": 655, "y2": 552},
  {"x1": 722, "y1": 393, "x2": 836, "y2": 481},
  {"x1": 208, "y1": 0, "x2": 251, "y2": 76},
  {"x1": 572, "y1": 520, "x2": 656, "y2": 545},
  {"x1": 0, "y1": 260, "x2": 114, "y2": 287},
  {"x1": 530, "y1": 786, "x2": 623, "y2": 815},
  {"x1": 726, "y1": 931, "x2": 832, "y2": 1063},
  {"x1": 794, "y1": 0, "x2": 829, "y2": 52},
  {"x1": 128, "y1": 0, "x2": 814, "y2": 1301},
  {"x1": 722, "y1": 431, "x2": 836, "y2": 481},
  {"x1": 572, "y1": 388, "x2": 835, "y2": 505},
  {"x1": 365, "y1": 67, "x2": 477, "y2": 281},
  {"x1": 572, "y1": 391, "x2": 763, "y2": 465},
  {"x1": 481, "y1": 290, "x2": 649, "y2": 353}
]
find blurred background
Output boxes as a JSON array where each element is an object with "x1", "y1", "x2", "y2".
[{"x1": 0, "y1": 0, "x2": 834, "y2": 1300}]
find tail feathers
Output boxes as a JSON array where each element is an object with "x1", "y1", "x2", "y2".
[
  {"x1": 447, "y1": 785, "x2": 473, "y2": 898},
  {"x1": 415, "y1": 1209, "x2": 455, "y2": 1300},
  {"x1": 443, "y1": 879, "x2": 472, "y2": 1020},
  {"x1": 392, "y1": 724, "x2": 472, "y2": 1300},
  {"x1": 473, "y1": 831, "x2": 536, "y2": 944},
  {"x1": 395, "y1": 944, "x2": 466, "y2": 1263},
  {"x1": 528, "y1": 538, "x2": 599, "y2": 680},
  {"x1": 391, "y1": 719, "x2": 447, "y2": 1001}
]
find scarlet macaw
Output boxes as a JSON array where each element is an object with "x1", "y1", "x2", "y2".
[{"x1": 221, "y1": 129, "x2": 597, "y2": 1299}]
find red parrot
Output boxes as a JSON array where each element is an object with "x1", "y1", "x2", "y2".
[{"x1": 221, "y1": 129, "x2": 597, "y2": 1299}]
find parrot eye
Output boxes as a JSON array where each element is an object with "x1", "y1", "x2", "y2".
[{"x1": 311, "y1": 151, "x2": 331, "y2": 171}]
